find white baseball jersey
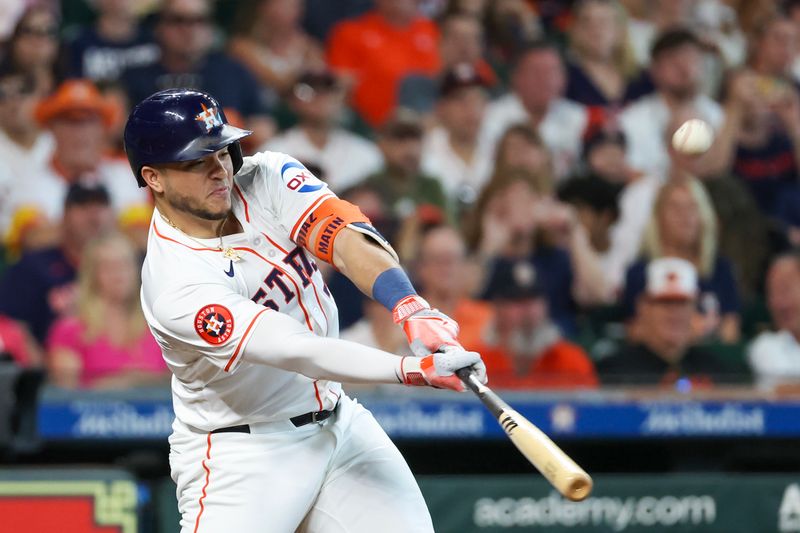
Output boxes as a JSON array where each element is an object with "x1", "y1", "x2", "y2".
[{"x1": 141, "y1": 150, "x2": 344, "y2": 431}]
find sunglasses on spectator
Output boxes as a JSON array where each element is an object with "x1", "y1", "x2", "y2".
[
  {"x1": 161, "y1": 14, "x2": 211, "y2": 26},
  {"x1": 17, "y1": 25, "x2": 58, "y2": 38}
]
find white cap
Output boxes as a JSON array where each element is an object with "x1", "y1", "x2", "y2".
[{"x1": 646, "y1": 257, "x2": 698, "y2": 300}]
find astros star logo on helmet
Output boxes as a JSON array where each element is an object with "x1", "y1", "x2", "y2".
[{"x1": 195, "y1": 103, "x2": 224, "y2": 132}]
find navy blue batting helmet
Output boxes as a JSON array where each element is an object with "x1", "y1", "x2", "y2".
[{"x1": 123, "y1": 89, "x2": 252, "y2": 187}]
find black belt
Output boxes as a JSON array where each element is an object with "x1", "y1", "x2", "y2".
[{"x1": 210, "y1": 404, "x2": 339, "y2": 434}]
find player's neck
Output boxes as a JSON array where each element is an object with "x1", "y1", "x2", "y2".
[{"x1": 157, "y1": 202, "x2": 237, "y2": 239}]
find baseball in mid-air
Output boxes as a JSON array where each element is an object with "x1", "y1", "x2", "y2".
[{"x1": 671, "y1": 118, "x2": 714, "y2": 155}]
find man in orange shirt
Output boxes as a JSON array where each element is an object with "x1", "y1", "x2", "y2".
[
  {"x1": 327, "y1": 0, "x2": 440, "y2": 127},
  {"x1": 477, "y1": 257, "x2": 598, "y2": 389}
]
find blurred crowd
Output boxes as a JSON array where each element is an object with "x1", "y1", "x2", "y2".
[{"x1": 0, "y1": 0, "x2": 799, "y2": 394}]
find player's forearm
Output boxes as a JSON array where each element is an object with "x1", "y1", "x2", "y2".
[
  {"x1": 332, "y1": 227, "x2": 400, "y2": 297},
  {"x1": 243, "y1": 310, "x2": 403, "y2": 383}
]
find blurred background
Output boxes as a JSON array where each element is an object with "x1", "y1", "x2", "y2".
[{"x1": 0, "y1": 0, "x2": 800, "y2": 531}]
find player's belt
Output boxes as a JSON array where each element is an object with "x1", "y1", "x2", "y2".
[{"x1": 210, "y1": 402, "x2": 340, "y2": 434}]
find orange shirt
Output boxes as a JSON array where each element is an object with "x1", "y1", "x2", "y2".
[
  {"x1": 451, "y1": 299, "x2": 493, "y2": 352},
  {"x1": 478, "y1": 339, "x2": 599, "y2": 390},
  {"x1": 327, "y1": 11, "x2": 441, "y2": 127}
]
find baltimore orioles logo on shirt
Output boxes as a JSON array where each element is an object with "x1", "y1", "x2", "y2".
[{"x1": 195, "y1": 304, "x2": 234, "y2": 345}]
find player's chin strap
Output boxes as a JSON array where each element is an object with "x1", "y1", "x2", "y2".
[{"x1": 296, "y1": 197, "x2": 398, "y2": 264}]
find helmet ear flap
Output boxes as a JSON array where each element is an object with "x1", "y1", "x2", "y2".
[
  {"x1": 229, "y1": 141, "x2": 244, "y2": 174},
  {"x1": 135, "y1": 166, "x2": 147, "y2": 188}
]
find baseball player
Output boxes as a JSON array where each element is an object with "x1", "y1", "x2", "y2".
[{"x1": 124, "y1": 89, "x2": 486, "y2": 532}]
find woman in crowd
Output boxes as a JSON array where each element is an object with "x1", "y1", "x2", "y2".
[
  {"x1": 468, "y1": 168, "x2": 610, "y2": 336},
  {"x1": 622, "y1": 178, "x2": 741, "y2": 343},
  {"x1": 228, "y1": 0, "x2": 325, "y2": 97},
  {"x1": 0, "y1": 5, "x2": 64, "y2": 93},
  {"x1": 47, "y1": 233, "x2": 167, "y2": 389},
  {"x1": 565, "y1": 0, "x2": 648, "y2": 110},
  {"x1": 492, "y1": 123, "x2": 554, "y2": 180}
]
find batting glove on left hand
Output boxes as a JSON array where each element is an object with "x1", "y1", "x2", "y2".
[
  {"x1": 397, "y1": 346, "x2": 487, "y2": 392},
  {"x1": 392, "y1": 295, "x2": 461, "y2": 357}
]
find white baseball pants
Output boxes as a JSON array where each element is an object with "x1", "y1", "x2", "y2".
[{"x1": 169, "y1": 395, "x2": 434, "y2": 532}]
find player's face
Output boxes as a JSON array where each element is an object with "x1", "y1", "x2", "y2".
[{"x1": 158, "y1": 147, "x2": 235, "y2": 221}]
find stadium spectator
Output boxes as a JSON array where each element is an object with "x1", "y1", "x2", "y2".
[
  {"x1": 47, "y1": 233, "x2": 167, "y2": 390},
  {"x1": 228, "y1": 0, "x2": 325, "y2": 97},
  {"x1": 483, "y1": 0, "x2": 541, "y2": 70},
  {"x1": 564, "y1": 0, "x2": 650, "y2": 109},
  {"x1": 748, "y1": 14, "x2": 797, "y2": 82},
  {"x1": 622, "y1": 179, "x2": 741, "y2": 343},
  {"x1": 398, "y1": 10, "x2": 495, "y2": 114},
  {"x1": 619, "y1": 29, "x2": 725, "y2": 180},
  {"x1": 729, "y1": 64, "x2": 800, "y2": 216},
  {"x1": 327, "y1": 0, "x2": 440, "y2": 127},
  {"x1": 0, "y1": 5, "x2": 64, "y2": 93},
  {"x1": 492, "y1": 123, "x2": 553, "y2": 182},
  {"x1": 121, "y1": 0, "x2": 273, "y2": 149},
  {"x1": 0, "y1": 67, "x2": 52, "y2": 238},
  {"x1": 477, "y1": 256, "x2": 598, "y2": 389},
  {"x1": 470, "y1": 170, "x2": 609, "y2": 334},
  {"x1": 0, "y1": 183, "x2": 114, "y2": 343},
  {"x1": 0, "y1": 68, "x2": 53, "y2": 178},
  {"x1": 480, "y1": 41, "x2": 588, "y2": 180},
  {"x1": 599, "y1": 257, "x2": 747, "y2": 386},
  {"x1": 558, "y1": 176, "x2": 623, "y2": 294},
  {"x1": 581, "y1": 126, "x2": 661, "y2": 292},
  {"x1": 263, "y1": 70, "x2": 383, "y2": 192},
  {"x1": 748, "y1": 253, "x2": 800, "y2": 390},
  {"x1": 8, "y1": 79, "x2": 147, "y2": 227},
  {"x1": 420, "y1": 64, "x2": 492, "y2": 210},
  {"x1": 362, "y1": 110, "x2": 450, "y2": 222},
  {"x1": 414, "y1": 225, "x2": 491, "y2": 351},
  {"x1": 65, "y1": 0, "x2": 159, "y2": 83}
]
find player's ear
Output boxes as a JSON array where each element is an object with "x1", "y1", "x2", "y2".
[{"x1": 141, "y1": 166, "x2": 165, "y2": 194}]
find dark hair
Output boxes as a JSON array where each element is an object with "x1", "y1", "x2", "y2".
[
  {"x1": 650, "y1": 27, "x2": 703, "y2": 62},
  {"x1": 511, "y1": 39, "x2": 560, "y2": 71},
  {"x1": 557, "y1": 175, "x2": 621, "y2": 220}
]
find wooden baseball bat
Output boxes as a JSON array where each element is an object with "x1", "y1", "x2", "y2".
[{"x1": 456, "y1": 368, "x2": 593, "y2": 502}]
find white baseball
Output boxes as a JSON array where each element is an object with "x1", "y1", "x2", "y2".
[{"x1": 671, "y1": 119, "x2": 714, "y2": 155}]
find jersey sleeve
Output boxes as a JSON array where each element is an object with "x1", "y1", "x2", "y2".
[
  {"x1": 250, "y1": 151, "x2": 336, "y2": 243},
  {"x1": 149, "y1": 281, "x2": 272, "y2": 373}
]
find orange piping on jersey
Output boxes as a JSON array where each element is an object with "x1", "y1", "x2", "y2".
[
  {"x1": 225, "y1": 308, "x2": 269, "y2": 372},
  {"x1": 290, "y1": 193, "x2": 334, "y2": 242},
  {"x1": 261, "y1": 232, "x2": 289, "y2": 254},
  {"x1": 153, "y1": 222, "x2": 221, "y2": 252},
  {"x1": 233, "y1": 184, "x2": 250, "y2": 222},
  {"x1": 312, "y1": 380, "x2": 323, "y2": 411},
  {"x1": 238, "y1": 246, "x2": 314, "y2": 331},
  {"x1": 261, "y1": 232, "x2": 330, "y2": 332},
  {"x1": 193, "y1": 433, "x2": 212, "y2": 533}
]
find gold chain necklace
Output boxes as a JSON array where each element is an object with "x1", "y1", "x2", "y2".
[{"x1": 159, "y1": 212, "x2": 242, "y2": 262}]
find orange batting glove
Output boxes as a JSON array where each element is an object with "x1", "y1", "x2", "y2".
[
  {"x1": 397, "y1": 346, "x2": 487, "y2": 392},
  {"x1": 392, "y1": 295, "x2": 461, "y2": 357}
]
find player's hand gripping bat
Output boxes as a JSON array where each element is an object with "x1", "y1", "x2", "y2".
[{"x1": 456, "y1": 368, "x2": 593, "y2": 502}]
